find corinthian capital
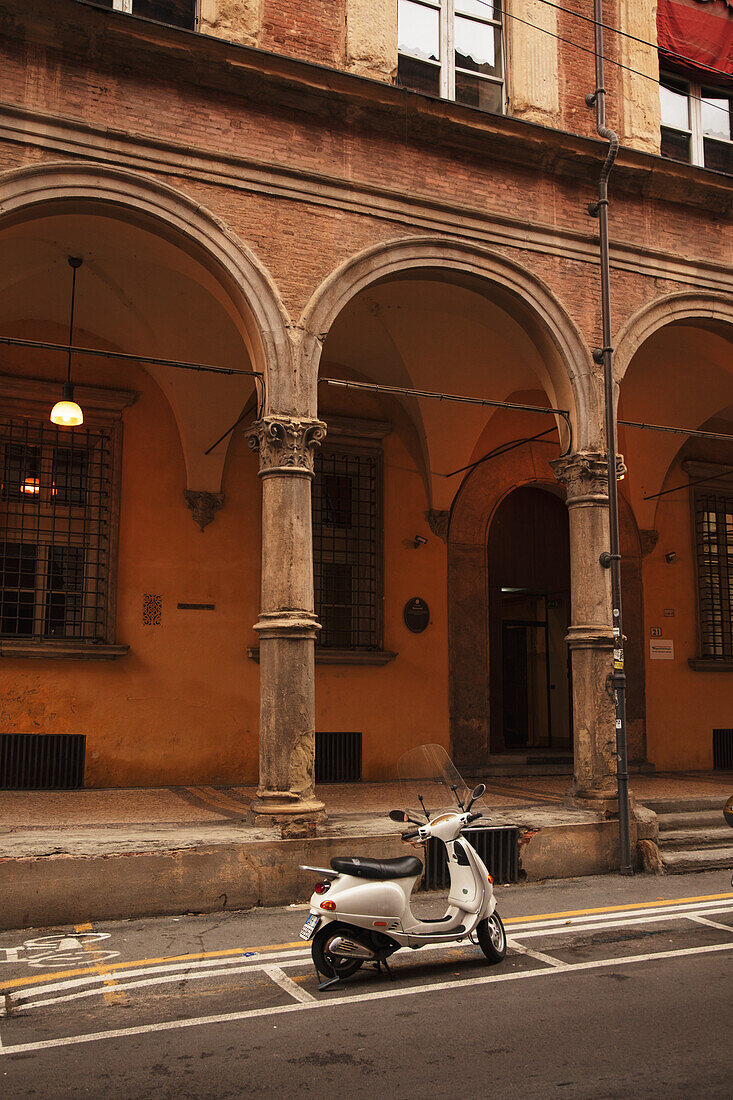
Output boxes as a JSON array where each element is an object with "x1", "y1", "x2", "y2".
[
  {"x1": 551, "y1": 451, "x2": 612, "y2": 502},
  {"x1": 246, "y1": 415, "x2": 327, "y2": 477}
]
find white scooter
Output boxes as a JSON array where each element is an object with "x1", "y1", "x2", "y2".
[{"x1": 299, "y1": 745, "x2": 507, "y2": 989}]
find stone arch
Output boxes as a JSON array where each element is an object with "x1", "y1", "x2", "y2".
[
  {"x1": 614, "y1": 291, "x2": 733, "y2": 383},
  {"x1": 0, "y1": 160, "x2": 294, "y2": 408},
  {"x1": 447, "y1": 439, "x2": 567, "y2": 768},
  {"x1": 299, "y1": 236, "x2": 596, "y2": 449}
]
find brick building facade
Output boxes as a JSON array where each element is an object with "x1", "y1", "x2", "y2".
[{"x1": 0, "y1": 0, "x2": 731, "y2": 822}]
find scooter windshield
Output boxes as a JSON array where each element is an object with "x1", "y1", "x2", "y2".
[{"x1": 397, "y1": 744, "x2": 472, "y2": 818}]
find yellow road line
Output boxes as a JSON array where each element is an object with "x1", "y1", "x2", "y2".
[
  {"x1": 3, "y1": 891, "x2": 731, "y2": 993},
  {"x1": 74, "y1": 922, "x2": 127, "y2": 1007}
]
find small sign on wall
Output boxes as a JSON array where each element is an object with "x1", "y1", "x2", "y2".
[
  {"x1": 650, "y1": 639, "x2": 674, "y2": 660},
  {"x1": 650, "y1": 627, "x2": 662, "y2": 637}
]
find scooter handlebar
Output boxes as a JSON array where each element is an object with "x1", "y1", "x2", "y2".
[
  {"x1": 467, "y1": 812, "x2": 483, "y2": 822},
  {"x1": 401, "y1": 829, "x2": 421, "y2": 841}
]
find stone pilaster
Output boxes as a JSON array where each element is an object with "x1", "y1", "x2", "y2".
[
  {"x1": 246, "y1": 414, "x2": 327, "y2": 834},
  {"x1": 551, "y1": 451, "x2": 618, "y2": 807}
]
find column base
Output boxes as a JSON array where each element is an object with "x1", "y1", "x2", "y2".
[
  {"x1": 250, "y1": 792, "x2": 327, "y2": 838},
  {"x1": 564, "y1": 785, "x2": 636, "y2": 817}
]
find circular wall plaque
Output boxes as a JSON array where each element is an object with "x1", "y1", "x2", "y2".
[{"x1": 404, "y1": 597, "x2": 430, "y2": 633}]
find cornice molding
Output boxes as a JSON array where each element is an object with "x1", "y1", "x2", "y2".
[{"x1": 0, "y1": 105, "x2": 731, "y2": 296}]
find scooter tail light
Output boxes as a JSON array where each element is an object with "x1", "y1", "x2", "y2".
[
  {"x1": 320, "y1": 900, "x2": 336, "y2": 911},
  {"x1": 314, "y1": 882, "x2": 330, "y2": 894},
  {"x1": 487, "y1": 873, "x2": 493, "y2": 884}
]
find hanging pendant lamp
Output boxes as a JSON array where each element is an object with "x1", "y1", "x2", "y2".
[{"x1": 50, "y1": 256, "x2": 84, "y2": 427}]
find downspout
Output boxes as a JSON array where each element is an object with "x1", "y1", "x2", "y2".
[{"x1": 585, "y1": 0, "x2": 633, "y2": 874}]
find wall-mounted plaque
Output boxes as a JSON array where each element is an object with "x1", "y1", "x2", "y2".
[{"x1": 404, "y1": 597, "x2": 430, "y2": 633}]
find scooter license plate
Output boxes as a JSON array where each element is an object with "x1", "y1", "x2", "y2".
[{"x1": 299, "y1": 914, "x2": 321, "y2": 940}]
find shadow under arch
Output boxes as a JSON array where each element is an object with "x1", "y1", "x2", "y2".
[
  {"x1": 0, "y1": 160, "x2": 293, "y2": 405},
  {"x1": 614, "y1": 291, "x2": 733, "y2": 384},
  {"x1": 299, "y1": 236, "x2": 595, "y2": 451}
]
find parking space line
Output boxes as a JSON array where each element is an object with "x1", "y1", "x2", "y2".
[
  {"x1": 687, "y1": 914, "x2": 733, "y2": 934},
  {"x1": 1, "y1": 939, "x2": 731, "y2": 1058},
  {"x1": 262, "y1": 965, "x2": 317, "y2": 1004},
  {"x1": 506, "y1": 940, "x2": 564, "y2": 967}
]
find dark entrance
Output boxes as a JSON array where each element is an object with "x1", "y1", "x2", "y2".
[{"x1": 488, "y1": 487, "x2": 572, "y2": 756}]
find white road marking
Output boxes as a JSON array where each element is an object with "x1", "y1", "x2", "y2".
[
  {"x1": 506, "y1": 940, "x2": 564, "y2": 967},
  {"x1": 687, "y1": 914, "x2": 733, "y2": 934},
  {"x1": 0, "y1": 940, "x2": 731, "y2": 1057},
  {"x1": 5, "y1": 901, "x2": 733, "y2": 1010},
  {"x1": 262, "y1": 965, "x2": 317, "y2": 1004}
]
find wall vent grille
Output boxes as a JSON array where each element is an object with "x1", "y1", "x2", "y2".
[
  {"x1": 0, "y1": 733, "x2": 86, "y2": 789},
  {"x1": 315, "y1": 731, "x2": 362, "y2": 783},
  {"x1": 422, "y1": 826, "x2": 520, "y2": 890},
  {"x1": 713, "y1": 729, "x2": 733, "y2": 770}
]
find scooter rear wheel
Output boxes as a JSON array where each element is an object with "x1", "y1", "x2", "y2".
[
  {"x1": 476, "y1": 911, "x2": 507, "y2": 963},
  {"x1": 312, "y1": 923, "x2": 365, "y2": 980}
]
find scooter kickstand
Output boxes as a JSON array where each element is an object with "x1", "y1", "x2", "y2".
[{"x1": 313, "y1": 963, "x2": 342, "y2": 992}]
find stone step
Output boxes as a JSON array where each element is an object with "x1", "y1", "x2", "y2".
[
  {"x1": 661, "y1": 846, "x2": 733, "y2": 874},
  {"x1": 658, "y1": 826, "x2": 733, "y2": 850},
  {"x1": 658, "y1": 810, "x2": 729, "y2": 832},
  {"x1": 643, "y1": 797, "x2": 730, "y2": 815}
]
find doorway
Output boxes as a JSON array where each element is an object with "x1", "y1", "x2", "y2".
[{"x1": 488, "y1": 487, "x2": 572, "y2": 756}]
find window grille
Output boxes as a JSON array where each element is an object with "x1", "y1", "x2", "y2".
[
  {"x1": 313, "y1": 450, "x2": 380, "y2": 649},
  {"x1": 694, "y1": 491, "x2": 733, "y2": 659},
  {"x1": 0, "y1": 416, "x2": 114, "y2": 644}
]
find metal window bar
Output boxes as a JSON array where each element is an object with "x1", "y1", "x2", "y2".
[
  {"x1": 422, "y1": 826, "x2": 520, "y2": 889},
  {"x1": 694, "y1": 492, "x2": 733, "y2": 660},
  {"x1": 313, "y1": 451, "x2": 379, "y2": 649},
  {"x1": 0, "y1": 416, "x2": 112, "y2": 643}
]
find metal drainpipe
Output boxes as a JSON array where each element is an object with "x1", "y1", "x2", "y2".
[{"x1": 586, "y1": 0, "x2": 633, "y2": 874}]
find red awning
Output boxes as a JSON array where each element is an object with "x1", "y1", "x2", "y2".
[{"x1": 658, "y1": 0, "x2": 733, "y2": 82}]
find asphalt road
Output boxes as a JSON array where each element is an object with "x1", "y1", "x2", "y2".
[{"x1": 1, "y1": 870, "x2": 732, "y2": 1099}]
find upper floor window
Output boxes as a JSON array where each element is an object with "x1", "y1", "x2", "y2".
[
  {"x1": 397, "y1": 0, "x2": 505, "y2": 114},
  {"x1": 93, "y1": 0, "x2": 196, "y2": 31},
  {"x1": 660, "y1": 73, "x2": 733, "y2": 175}
]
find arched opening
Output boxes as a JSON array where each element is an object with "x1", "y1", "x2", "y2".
[
  {"x1": 305, "y1": 241, "x2": 586, "y2": 779},
  {"x1": 487, "y1": 486, "x2": 572, "y2": 759}
]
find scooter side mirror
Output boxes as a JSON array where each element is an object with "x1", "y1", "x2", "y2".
[
  {"x1": 389, "y1": 809, "x2": 408, "y2": 822},
  {"x1": 466, "y1": 783, "x2": 486, "y2": 811}
]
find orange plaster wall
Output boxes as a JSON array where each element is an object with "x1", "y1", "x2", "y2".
[
  {"x1": 1, "y1": 361, "x2": 263, "y2": 788},
  {"x1": 641, "y1": 457, "x2": 732, "y2": 772},
  {"x1": 315, "y1": 430, "x2": 450, "y2": 781}
]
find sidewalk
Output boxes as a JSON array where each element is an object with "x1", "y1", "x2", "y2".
[{"x1": 1, "y1": 772, "x2": 731, "y2": 932}]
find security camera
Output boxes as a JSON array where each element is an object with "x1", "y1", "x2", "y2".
[{"x1": 413, "y1": 535, "x2": 428, "y2": 548}]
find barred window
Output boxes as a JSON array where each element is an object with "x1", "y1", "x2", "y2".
[
  {"x1": 0, "y1": 416, "x2": 114, "y2": 644},
  {"x1": 313, "y1": 450, "x2": 381, "y2": 650},
  {"x1": 694, "y1": 490, "x2": 733, "y2": 659}
]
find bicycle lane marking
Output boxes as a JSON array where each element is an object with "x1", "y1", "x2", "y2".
[
  {"x1": 2, "y1": 891, "x2": 732, "y2": 995},
  {"x1": 74, "y1": 922, "x2": 126, "y2": 1007},
  {"x1": 1, "y1": 940, "x2": 731, "y2": 1058}
]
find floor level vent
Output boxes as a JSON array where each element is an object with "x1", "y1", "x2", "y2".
[
  {"x1": 713, "y1": 729, "x2": 733, "y2": 770},
  {"x1": 422, "y1": 826, "x2": 520, "y2": 890},
  {"x1": 315, "y1": 731, "x2": 362, "y2": 783},
  {"x1": 0, "y1": 733, "x2": 86, "y2": 789}
]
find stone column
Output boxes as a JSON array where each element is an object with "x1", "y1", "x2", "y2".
[
  {"x1": 246, "y1": 414, "x2": 327, "y2": 834},
  {"x1": 551, "y1": 451, "x2": 618, "y2": 808}
]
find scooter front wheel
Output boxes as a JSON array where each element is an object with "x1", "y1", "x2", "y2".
[
  {"x1": 312, "y1": 923, "x2": 364, "y2": 980},
  {"x1": 476, "y1": 911, "x2": 507, "y2": 963}
]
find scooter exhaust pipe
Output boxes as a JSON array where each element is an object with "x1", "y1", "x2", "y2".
[{"x1": 328, "y1": 936, "x2": 375, "y2": 960}]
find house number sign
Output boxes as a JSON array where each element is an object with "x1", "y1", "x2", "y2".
[{"x1": 404, "y1": 597, "x2": 430, "y2": 633}]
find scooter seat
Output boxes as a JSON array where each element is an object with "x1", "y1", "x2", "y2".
[{"x1": 330, "y1": 855, "x2": 423, "y2": 880}]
